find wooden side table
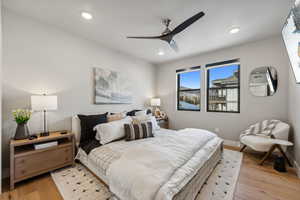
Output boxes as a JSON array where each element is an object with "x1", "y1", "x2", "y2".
[
  {"x1": 157, "y1": 118, "x2": 169, "y2": 129},
  {"x1": 10, "y1": 131, "x2": 75, "y2": 190}
]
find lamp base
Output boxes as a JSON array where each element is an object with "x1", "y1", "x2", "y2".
[{"x1": 40, "y1": 132, "x2": 50, "y2": 137}]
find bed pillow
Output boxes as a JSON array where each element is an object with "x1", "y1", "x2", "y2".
[
  {"x1": 124, "y1": 122, "x2": 153, "y2": 141},
  {"x1": 135, "y1": 109, "x2": 148, "y2": 116},
  {"x1": 108, "y1": 112, "x2": 126, "y2": 122},
  {"x1": 126, "y1": 109, "x2": 141, "y2": 116},
  {"x1": 78, "y1": 113, "x2": 108, "y2": 146},
  {"x1": 132, "y1": 115, "x2": 160, "y2": 130},
  {"x1": 94, "y1": 116, "x2": 133, "y2": 145}
]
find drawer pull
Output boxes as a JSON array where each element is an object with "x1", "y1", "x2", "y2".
[
  {"x1": 20, "y1": 159, "x2": 25, "y2": 164},
  {"x1": 21, "y1": 170, "x2": 26, "y2": 174}
]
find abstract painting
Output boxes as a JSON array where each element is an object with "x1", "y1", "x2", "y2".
[
  {"x1": 94, "y1": 68, "x2": 132, "y2": 104},
  {"x1": 282, "y1": 0, "x2": 300, "y2": 83}
]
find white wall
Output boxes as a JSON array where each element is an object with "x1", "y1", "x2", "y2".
[
  {"x1": 2, "y1": 9, "x2": 155, "y2": 170},
  {"x1": 288, "y1": 61, "x2": 300, "y2": 174},
  {"x1": 156, "y1": 36, "x2": 290, "y2": 141}
]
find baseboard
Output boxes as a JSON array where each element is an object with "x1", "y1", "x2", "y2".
[
  {"x1": 223, "y1": 139, "x2": 240, "y2": 147},
  {"x1": 294, "y1": 160, "x2": 300, "y2": 178}
]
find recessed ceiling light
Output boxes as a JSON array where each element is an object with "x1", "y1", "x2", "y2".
[
  {"x1": 81, "y1": 12, "x2": 93, "y2": 20},
  {"x1": 158, "y1": 50, "x2": 165, "y2": 56},
  {"x1": 229, "y1": 27, "x2": 240, "y2": 34}
]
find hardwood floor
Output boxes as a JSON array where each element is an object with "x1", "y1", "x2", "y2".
[{"x1": 1, "y1": 146, "x2": 300, "y2": 200}]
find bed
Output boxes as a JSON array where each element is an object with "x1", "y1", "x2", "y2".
[{"x1": 72, "y1": 116, "x2": 223, "y2": 200}]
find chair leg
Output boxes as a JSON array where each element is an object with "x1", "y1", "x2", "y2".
[
  {"x1": 276, "y1": 144, "x2": 293, "y2": 167},
  {"x1": 259, "y1": 144, "x2": 276, "y2": 165},
  {"x1": 240, "y1": 145, "x2": 247, "y2": 152}
]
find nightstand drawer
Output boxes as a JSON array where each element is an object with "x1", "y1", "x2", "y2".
[{"x1": 15, "y1": 145, "x2": 72, "y2": 180}]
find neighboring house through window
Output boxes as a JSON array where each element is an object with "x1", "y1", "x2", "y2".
[{"x1": 206, "y1": 59, "x2": 240, "y2": 113}]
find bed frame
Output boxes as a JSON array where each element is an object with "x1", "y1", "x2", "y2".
[
  {"x1": 174, "y1": 143, "x2": 223, "y2": 200},
  {"x1": 76, "y1": 143, "x2": 223, "y2": 200}
]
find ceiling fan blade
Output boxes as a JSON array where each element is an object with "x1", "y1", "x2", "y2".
[
  {"x1": 169, "y1": 39, "x2": 179, "y2": 52},
  {"x1": 127, "y1": 35, "x2": 162, "y2": 39},
  {"x1": 170, "y1": 11, "x2": 205, "y2": 36}
]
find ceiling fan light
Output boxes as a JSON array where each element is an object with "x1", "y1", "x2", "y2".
[
  {"x1": 81, "y1": 12, "x2": 93, "y2": 20},
  {"x1": 230, "y1": 27, "x2": 240, "y2": 34}
]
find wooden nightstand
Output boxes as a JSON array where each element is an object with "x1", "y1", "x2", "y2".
[
  {"x1": 10, "y1": 131, "x2": 75, "y2": 190},
  {"x1": 157, "y1": 118, "x2": 169, "y2": 129}
]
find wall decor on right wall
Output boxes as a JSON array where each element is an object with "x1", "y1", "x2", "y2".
[
  {"x1": 249, "y1": 66, "x2": 278, "y2": 97},
  {"x1": 94, "y1": 68, "x2": 132, "y2": 104},
  {"x1": 282, "y1": 0, "x2": 300, "y2": 84}
]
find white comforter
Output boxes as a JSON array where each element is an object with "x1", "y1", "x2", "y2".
[{"x1": 107, "y1": 128, "x2": 222, "y2": 200}]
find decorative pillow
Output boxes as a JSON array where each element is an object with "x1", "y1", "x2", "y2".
[
  {"x1": 78, "y1": 113, "x2": 108, "y2": 147},
  {"x1": 124, "y1": 122, "x2": 153, "y2": 141},
  {"x1": 146, "y1": 108, "x2": 152, "y2": 115},
  {"x1": 126, "y1": 109, "x2": 142, "y2": 116},
  {"x1": 94, "y1": 116, "x2": 133, "y2": 145},
  {"x1": 108, "y1": 112, "x2": 126, "y2": 122}
]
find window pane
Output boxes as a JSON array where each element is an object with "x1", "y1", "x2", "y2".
[
  {"x1": 177, "y1": 69, "x2": 201, "y2": 111},
  {"x1": 179, "y1": 70, "x2": 201, "y2": 90},
  {"x1": 178, "y1": 91, "x2": 200, "y2": 110},
  {"x1": 207, "y1": 64, "x2": 240, "y2": 112}
]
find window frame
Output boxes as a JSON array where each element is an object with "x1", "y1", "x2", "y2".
[
  {"x1": 206, "y1": 59, "x2": 240, "y2": 113},
  {"x1": 176, "y1": 66, "x2": 201, "y2": 112}
]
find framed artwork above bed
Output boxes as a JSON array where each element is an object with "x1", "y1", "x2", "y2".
[{"x1": 94, "y1": 68, "x2": 132, "y2": 104}]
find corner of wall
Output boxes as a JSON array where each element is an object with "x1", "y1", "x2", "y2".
[{"x1": 0, "y1": 0, "x2": 3, "y2": 194}]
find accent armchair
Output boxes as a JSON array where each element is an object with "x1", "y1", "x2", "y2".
[{"x1": 240, "y1": 121, "x2": 293, "y2": 166}]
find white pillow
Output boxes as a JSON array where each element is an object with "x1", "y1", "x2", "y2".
[
  {"x1": 132, "y1": 114, "x2": 160, "y2": 130},
  {"x1": 94, "y1": 117, "x2": 132, "y2": 145},
  {"x1": 150, "y1": 116, "x2": 160, "y2": 130},
  {"x1": 135, "y1": 109, "x2": 148, "y2": 116}
]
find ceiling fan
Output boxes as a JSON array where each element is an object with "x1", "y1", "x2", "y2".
[{"x1": 127, "y1": 11, "x2": 205, "y2": 52}]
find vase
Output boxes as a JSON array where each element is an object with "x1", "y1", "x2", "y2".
[{"x1": 14, "y1": 123, "x2": 30, "y2": 140}]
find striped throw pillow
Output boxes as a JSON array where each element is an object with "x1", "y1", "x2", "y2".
[{"x1": 124, "y1": 122, "x2": 153, "y2": 141}]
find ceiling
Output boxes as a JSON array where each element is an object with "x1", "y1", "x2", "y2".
[{"x1": 3, "y1": 0, "x2": 294, "y2": 64}]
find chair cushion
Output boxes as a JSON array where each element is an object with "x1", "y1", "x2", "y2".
[{"x1": 240, "y1": 135, "x2": 275, "y2": 152}]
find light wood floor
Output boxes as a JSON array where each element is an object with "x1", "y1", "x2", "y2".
[{"x1": 1, "y1": 146, "x2": 300, "y2": 200}]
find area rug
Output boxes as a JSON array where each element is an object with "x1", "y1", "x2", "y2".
[{"x1": 51, "y1": 149, "x2": 243, "y2": 200}]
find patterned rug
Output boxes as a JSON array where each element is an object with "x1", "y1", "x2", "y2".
[{"x1": 51, "y1": 149, "x2": 242, "y2": 200}]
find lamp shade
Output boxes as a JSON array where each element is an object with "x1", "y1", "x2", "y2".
[
  {"x1": 31, "y1": 95, "x2": 58, "y2": 111},
  {"x1": 150, "y1": 98, "x2": 161, "y2": 106}
]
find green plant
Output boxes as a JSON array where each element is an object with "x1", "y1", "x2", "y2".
[{"x1": 12, "y1": 109, "x2": 32, "y2": 124}]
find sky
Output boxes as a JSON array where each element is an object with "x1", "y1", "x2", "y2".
[
  {"x1": 179, "y1": 64, "x2": 239, "y2": 89},
  {"x1": 180, "y1": 70, "x2": 201, "y2": 89},
  {"x1": 209, "y1": 64, "x2": 239, "y2": 87}
]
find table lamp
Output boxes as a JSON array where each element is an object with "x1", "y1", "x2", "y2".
[
  {"x1": 150, "y1": 98, "x2": 161, "y2": 107},
  {"x1": 150, "y1": 98, "x2": 161, "y2": 117},
  {"x1": 31, "y1": 94, "x2": 58, "y2": 136}
]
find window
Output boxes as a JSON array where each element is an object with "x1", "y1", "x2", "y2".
[
  {"x1": 206, "y1": 59, "x2": 240, "y2": 113},
  {"x1": 177, "y1": 67, "x2": 201, "y2": 111}
]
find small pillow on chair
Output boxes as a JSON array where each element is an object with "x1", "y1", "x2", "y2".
[{"x1": 124, "y1": 122, "x2": 153, "y2": 141}]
